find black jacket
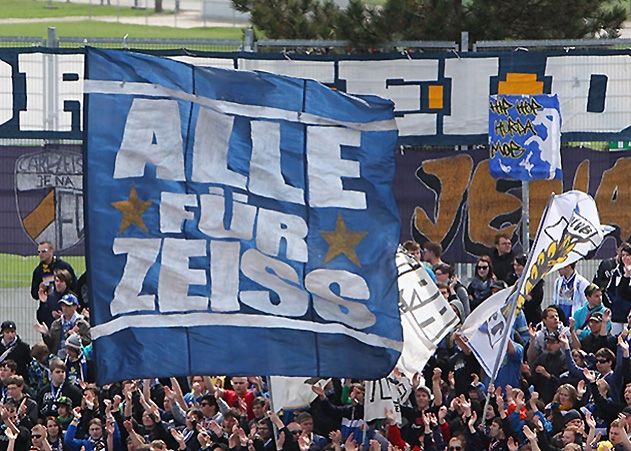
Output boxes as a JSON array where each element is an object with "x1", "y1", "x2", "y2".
[
  {"x1": 30, "y1": 256, "x2": 77, "y2": 300},
  {"x1": 0, "y1": 336, "x2": 31, "y2": 382}
]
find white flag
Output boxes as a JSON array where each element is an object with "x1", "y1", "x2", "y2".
[
  {"x1": 364, "y1": 378, "x2": 402, "y2": 424},
  {"x1": 395, "y1": 251, "x2": 459, "y2": 379},
  {"x1": 462, "y1": 191, "x2": 611, "y2": 378},
  {"x1": 268, "y1": 377, "x2": 330, "y2": 412}
]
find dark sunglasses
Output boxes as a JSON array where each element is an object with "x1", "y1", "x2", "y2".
[
  {"x1": 476, "y1": 265, "x2": 489, "y2": 270},
  {"x1": 290, "y1": 430, "x2": 302, "y2": 435},
  {"x1": 32, "y1": 434, "x2": 42, "y2": 439},
  {"x1": 200, "y1": 402, "x2": 210, "y2": 406},
  {"x1": 596, "y1": 359, "x2": 609, "y2": 364},
  {"x1": 449, "y1": 447, "x2": 462, "y2": 451}
]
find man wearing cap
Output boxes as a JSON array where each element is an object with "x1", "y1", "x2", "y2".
[
  {"x1": 35, "y1": 293, "x2": 90, "y2": 357},
  {"x1": 572, "y1": 284, "x2": 611, "y2": 340},
  {"x1": 576, "y1": 310, "x2": 616, "y2": 355},
  {"x1": 30, "y1": 240, "x2": 76, "y2": 301},
  {"x1": 529, "y1": 331, "x2": 567, "y2": 403},
  {"x1": 0, "y1": 321, "x2": 31, "y2": 381}
]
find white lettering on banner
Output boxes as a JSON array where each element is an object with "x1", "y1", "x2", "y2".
[
  {"x1": 9, "y1": 52, "x2": 631, "y2": 139},
  {"x1": 306, "y1": 269, "x2": 375, "y2": 328},
  {"x1": 240, "y1": 248, "x2": 309, "y2": 317},
  {"x1": 209, "y1": 240, "x2": 241, "y2": 312},
  {"x1": 338, "y1": 59, "x2": 439, "y2": 136},
  {"x1": 157, "y1": 238, "x2": 208, "y2": 312},
  {"x1": 307, "y1": 126, "x2": 365, "y2": 209},
  {"x1": 255, "y1": 208, "x2": 308, "y2": 263},
  {"x1": 18, "y1": 53, "x2": 83, "y2": 132},
  {"x1": 192, "y1": 107, "x2": 246, "y2": 188},
  {"x1": 442, "y1": 57, "x2": 499, "y2": 135},
  {"x1": 249, "y1": 121, "x2": 305, "y2": 205},
  {"x1": 546, "y1": 55, "x2": 631, "y2": 133},
  {"x1": 198, "y1": 190, "x2": 257, "y2": 240},
  {"x1": 159, "y1": 192, "x2": 198, "y2": 233},
  {"x1": 111, "y1": 238, "x2": 161, "y2": 316},
  {"x1": 0, "y1": 59, "x2": 12, "y2": 126},
  {"x1": 114, "y1": 99, "x2": 185, "y2": 180}
]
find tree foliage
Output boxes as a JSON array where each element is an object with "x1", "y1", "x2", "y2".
[{"x1": 232, "y1": 0, "x2": 628, "y2": 47}]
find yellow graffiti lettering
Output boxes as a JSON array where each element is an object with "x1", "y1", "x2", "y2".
[
  {"x1": 595, "y1": 158, "x2": 631, "y2": 242},
  {"x1": 489, "y1": 97, "x2": 513, "y2": 116},
  {"x1": 493, "y1": 118, "x2": 537, "y2": 139},
  {"x1": 467, "y1": 160, "x2": 520, "y2": 247},
  {"x1": 515, "y1": 97, "x2": 543, "y2": 116},
  {"x1": 490, "y1": 140, "x2": 526, "y2": 159},
  {"x1": 413, "y1": 154, "x2": 473, "y2": 244}
]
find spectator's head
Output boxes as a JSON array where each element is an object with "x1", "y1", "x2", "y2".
[
  {"x1": 0, "y1": 359, "x2": 17, "y2": 383},
  {"x1": 402, "y1": 240, "x2": 421, "y2": 262},
  {"x1": 223, "y1": 409, "x2": 240, "y2": 432},
  {"x1": 553, "y1": 384, "x2": 577, "y2": 409},
  {"x1": 494, "y1": 233, "x2": 512, "y2": 256},
  {"x1": 31, "y1": 424, "x2": 47, "y2": 447},
  {"x1": 252, "y1": 396, "x2": 266, "y2": 420},
  {"x1": 58, "y1": 293, "x2": 79, "y2": 318},
  {"x1": 54, "y1": 268, "x2": 73, "y2": 294},
  {"x1": 488, "y1": 417, "x2": 504, "y2": 439},
  {"x1": 484, "y1": 402, "x2": 499, "y2": 420},
  {"x1": 56, "y1": 396, "x2": 72, "y2": 416},
  {"x1": 621, "y1": 407, "x2": 631, "y2": 429},
  {"x1": 31, "y1": 342, "x2": 50, "y2": 363},
  {"x1": 437, "y1": 282, "x2": 450, "y2": 300},
  {"x1": 620, "y1": 243, "x2": 631, "y2": 267},
  {"x1": 256, "y1": 419, "x2": 272, "y2": 440},
  {"x1": 5, "y1": 375, "x2": 25, "y2": 400},
  {"x1": 49, "y1": 358, "x2": 66, "y2": 386},
  {"x1": 624, "y1": 384, "x2": 631, "y2": 406},
  {"x1": 542, "y1": 307, "x2": 560, "y2": 330},
  {"x1": 190, "y1": 375, "x2": 204, "y2": 392},
  {"x1": 186, "y1": 408, "x2": 203, "y2": 430},
  {"x1": 584, "y1": 284, "x2": 603, "y2": 307},
  {"x1": 231, "y1": 376, "x2": 248, "y2": 395},
  {"x1": 587, "y1": 312, "x2": 604, "y2": 334},
  {"x1": 414, "y1": 385, "x2": 431, "y2": 410},
  {"x1": 65, "y1": 333, "x2": 83, "y2": 359},
  {"x1": 199, "y1": 394, "x2": 218, "y2": 416},
  {"x1": 475, "y1": 255, "x2": 494, "y2": 280},
  {"x1": 595, "y1": 348, "x2": 615, "y2": 373},
  {"x1": 558, "y1": 263, "x2": 576, "y2": 277},
  {"x1": 562, "y1": 409, "x2": 583, "y2": 432},
  {"x1": 447, "y1": 436, "x2": 464, "y2": 451},
  {"x1": 561, "y1": 427, "x2": 579, "y2": 446},
  {"x1": 350, "y1": 382, "x2": 364, "y2": 405},
  {"x1": 608, "y1": 418, "x2": 628, "y2": 445},
  {"x1": 141, "y1": 409, "x2": 157, "y2": 427},
  {"x1": 287, "y1": 422, "x2": 302, "y2": 439},
  {"x1": 434, "y1": 264, "x2": 453, "y2": 284},
  {"x1": 296, "y1": 412, "x2": 314, "y2": 434},
  {"x1": 422, "y1": 242, "x2": 442, "y2": 264},
  {"x1": 571, "y1": 349, "x2": 587, "y2": 367},
  {"x1": 1, "y1": 320, "x2": 17, "y2": 344},
  {"x1": 46, "y1": 416, "x2": 62, "y2": 440},
  {"x1": 88, "y1": 418, "x2": 103, "y2": 440},
  {"x1": 544, "y1": 331, "x2": 562, "y2": 352},
  {"x1": 563, "y1": 444, "x2": 582, "y2": 451},
  {"x1": 512, "y1": 254, "x2": 527, "y2": 276},
  {"x1": 38, "y1": 240, "x2": 54, "y2": 264},
  {"x1": 150, "y1": 441, "x2": 167, "y2": 451}
]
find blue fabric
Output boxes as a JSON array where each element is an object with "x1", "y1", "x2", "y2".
[
  {"x1": 84, "y1": 49, "x2": 402, "y2": 383},
  {"x1": 489, "y1": 94, "x2": 562, "y2": 181}
]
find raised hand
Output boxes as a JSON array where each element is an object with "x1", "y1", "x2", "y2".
[
  {"x1": 311, "y1": 384, "x2": 325, "y2": 399},
  {"x1": 582, "y1": 367, "x2": 596, "y2": 383},
  {"x1": 328, "y1": 430, "x2": 342, "y2": 445},
  {"x1": 577, "y1": 380, "x2": 587, "y2": 397},
  {"x1": 507, "y1": 436, "x2": 518, "y2": 451},
  {"x1": 344, "y1": 434, "x2": 358, "y2": 451},
  {"x1": 585, "y1": 411, "x2": 596, "y2": 431},
  {"x1": 523, "y1": 425, "x2": 537, "y2": 442},
  {"x1": 33, "y1": 322, "x2": 49, "y2": 335}
]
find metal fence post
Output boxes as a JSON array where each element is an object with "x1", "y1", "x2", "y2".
[
  {"x1": 244, "y1": 28, "x2": 255, "y2": 52},
  {"x1": 460, "y1": 31, "x2": 469, "y2": 52},
  {"x1": 46, "y1": 27, "x2": 59, "y2": 132}
]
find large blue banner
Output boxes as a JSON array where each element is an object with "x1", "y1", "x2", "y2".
[
  {"x1": 84, "y1": 49, "x2": 402, "y2": 384},
  {"x1": 489, "y1": 94, "x2": 562, "y2": 181}
]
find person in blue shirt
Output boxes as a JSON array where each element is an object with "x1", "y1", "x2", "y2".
[{"x1": 572, "y1": 283, "x2": 611, "y2": 340}]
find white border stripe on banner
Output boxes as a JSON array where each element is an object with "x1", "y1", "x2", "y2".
[
  {"x1": 83, "y1": 80, "x2": 398, "y2": 132},
  {"x1": 91, "y1": 312, "x2": 403, "y2": 352}
]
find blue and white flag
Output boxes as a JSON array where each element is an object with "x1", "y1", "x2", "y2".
[
  {"x1": 489, "y1": 94, "x2": 562, "y2": 181},
  {"x1": 84, "y1": 49, "x2": 402, "y2": 384}
]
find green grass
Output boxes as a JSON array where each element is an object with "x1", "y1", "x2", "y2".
[
  {"x1": 0, "y1": 21, "x2": 244, "y2": 40},
  {"x1": 0, "y1": 0, "x2": 154, "y2": 19},
  {"x1": 0, "y1": 254, "x2": 86, "y2": 288}
]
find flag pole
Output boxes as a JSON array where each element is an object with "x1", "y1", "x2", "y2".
[
  {"x1": 480, "y1": 192, "x2": 555, "y2": 419},
  {"x1": 522, "y1": 181, "x2": 530, "y2": 254},
  {"x1": 361, "y1": 380, "x2": 368, "y2": 451},
  {"x1": 266, "y1": 376, "x2": 280, "y2": 447}
]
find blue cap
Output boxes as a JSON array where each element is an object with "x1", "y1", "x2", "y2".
[{"x1": 58, "y1": 293, "x2": 79, "y2": 306}]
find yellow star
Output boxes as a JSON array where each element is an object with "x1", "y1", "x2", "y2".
[
  {"x1": 111, "y1": 185, "x2": 152, "y2": 233},
  {"x1": 320, "y1": 214, "x2": 368, "y2": 267}
]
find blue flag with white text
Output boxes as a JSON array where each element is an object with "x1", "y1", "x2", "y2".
[
  {"x1": 84, "y1": 49, "x2": 402, "y2": 384},
  {"x1": 489, "y1": 94, "x2": 562, "y2": 181}
]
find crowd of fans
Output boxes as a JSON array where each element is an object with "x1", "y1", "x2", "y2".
[{"x1": 0, "y1": 238, "x2": 630, "y2": 451}]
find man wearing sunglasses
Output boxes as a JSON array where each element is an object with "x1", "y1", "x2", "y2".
[{"x1": 30, "y1": 241, "x2": 76, "y2": 302}]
